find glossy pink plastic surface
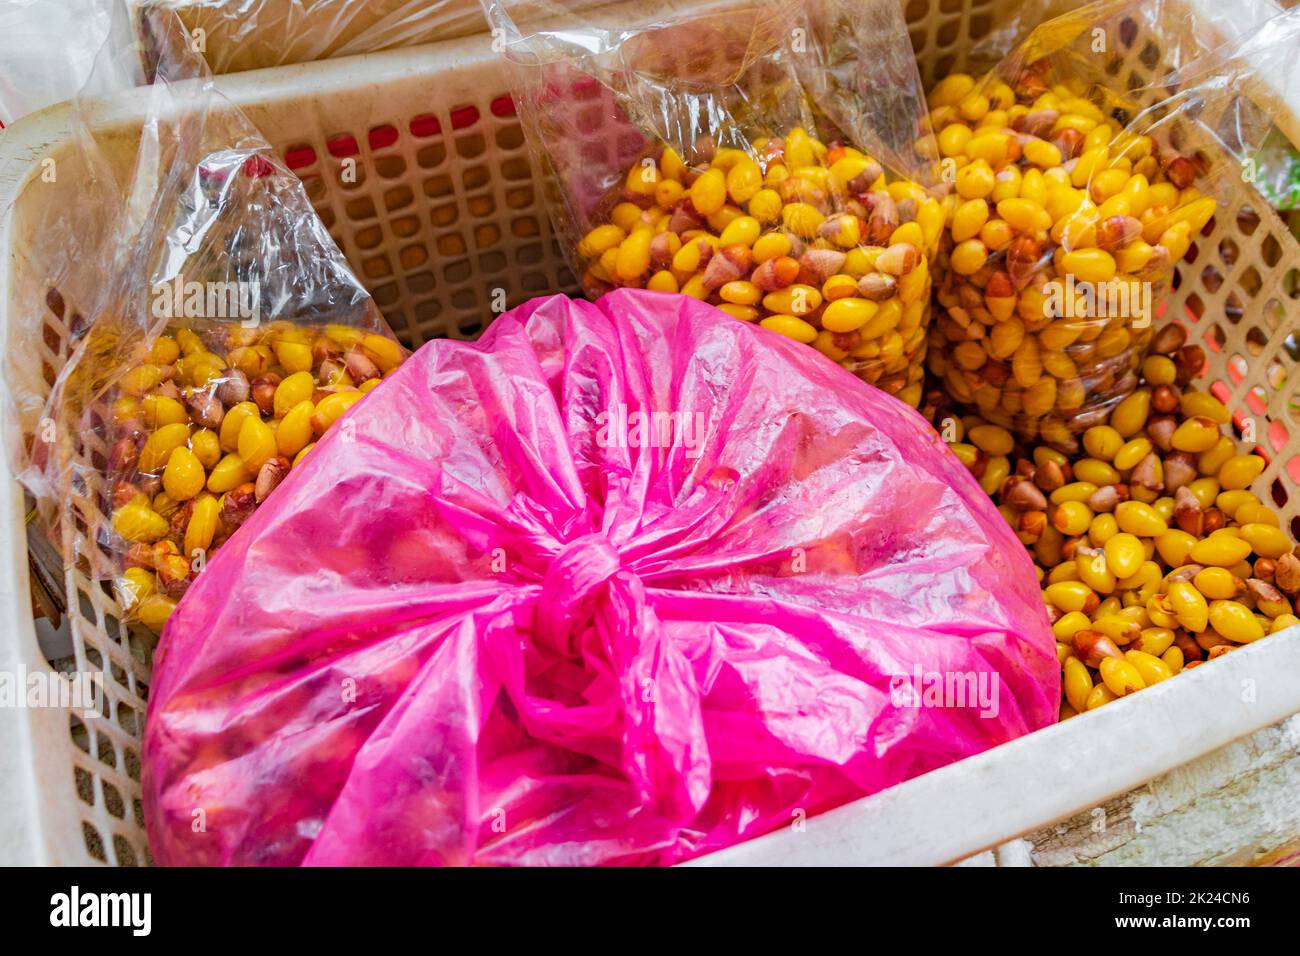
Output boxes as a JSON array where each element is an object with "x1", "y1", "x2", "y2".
[{"x1": 143, "y1": 290, "x2": 1058, "y2": 866}]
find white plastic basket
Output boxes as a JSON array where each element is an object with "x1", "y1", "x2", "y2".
[{"x1": 1, "y1": 0, "x2": 1299, "y2": 867}]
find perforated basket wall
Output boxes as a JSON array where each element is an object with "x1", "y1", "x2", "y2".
[{"x1": 0, "y1": 0, "x2": 1296, "y2": 866}]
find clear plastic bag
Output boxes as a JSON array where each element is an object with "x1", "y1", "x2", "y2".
[
  {"x1": 134, "y1": 0, "x2": 489, "y2": 74},
  {"x1": 143, "y1": 289, "x2": 1059, "y2": 866},
  {"x1": 0, "y1": 0, "x2": 132, "y2": 128},
  {"x1": 9, "y1": 10, "x2": 405, "y2": 634},
  {"x1": 484, "y1": 0, "x2": 944, "y2": 407},
  {"x1": 923, "y1": 0, "x2": 1255, "y2": 449}
]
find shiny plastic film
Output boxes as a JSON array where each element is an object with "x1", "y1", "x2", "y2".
[
  {"x1": 14, "y1": 10, "x2": 405, "y2": 635},
  {"x1": 483, "y1": 0, "x2": 943, "y2": 407},
  {"x1": 920, "y1": 0, "x2": 1296, "y2": 450},
  {"x1": 133, "y1": 0, "x2": 490, "y2": 74},
  {"x1": 142, "y1": 289, "x2": 1060, "y2": 866}
]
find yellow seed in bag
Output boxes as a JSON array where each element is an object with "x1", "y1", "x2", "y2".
[
  {"x1": 1218, "y1": 454, "x2": 1265, "y2": 491},
  {"x1": 162, "y1": 446, "x2": 205, "y2": 501},
  {"x1": 141, "y1": 394, "x2": 189, "y2": 428},
  {"x1": 762, "y1": 285, "x2": 821, "y2": 316},
  {"x1": 190, "y1": 428, "x2": 221, "y2": 469},
  {"x1": 274, "y1": 371, "x2": 316, "y2": 418},
  {"x1": 207, "y1": 453, "x2": 250, "y2": 494},
  {"x1": 821, "y1": 298, "x2": 878, "y2": 333},
  {"x1": 311, "y1": 390, "x2": 364, "y2": 434},
  {"x1": 238, "y1": 416, "x2": 277, "y2": 471},
  {"x1": 139, "y1": 422, "x2": 192, "y2": 474},
  {"x1": 362, "y1": 334, "x2": 403, "y2": 373},
  {"x1": 137, "y1": 594, "x2": 178, "y2": 631},
  {"x1": 112, "y1": 501, "x2": 169, "y2": 543},
  {"x1": 277, "y1": 400, "x2": 316, "y2": 457},
  {"x1": 760, "y1": 315, "x2": 817, "y2": 344},
  {"x1": 185, "y1": 493, "x2": 220, "y2": 556}
]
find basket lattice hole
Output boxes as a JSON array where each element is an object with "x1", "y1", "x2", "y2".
[
  {"x1": 496, "y1": 126, "x2": 525, "y2": 151},
  {"x1": 1245, "y1": 384, "x2": 1267, "y2": 415},
  {"x1": 375, "y1": 156, "x2": 405, "y2": 180},
  {"x1": 1200, "y1": 265, "x2": 1223, "y2": 294},
  {"x1": 383, "y1": 185, "x2": 414, "y2": 213},
  {"x1": 74, "y1": 766, "x2": 94, "y2": 806},
  {"x1": 391, "y1": 214, "x2": 420, "y2": 239},
  {"x1": 82, "y1": 822, "x2": 106, "y2": 863},
  {"x1": 1240, "y1": 267, "x2": 1262, "y2": 299},
  {"x1": 476, "y1": 224, "x2": 502, "y2": 249},
  {"x1": 506, "y1": 186, "x2": 534, "y2": 210},
  {"x1": 1219, "y1": 237, "x2": 1239, "y2": 266},
  {"x1": 408, "y1": 272, "x2": 436, "y2": 295},
  {"x1": 69, "y1": 714, "x2": 92, "y2": 758},
  {"x1": 1228, "y1": 353, "x2": 1248, "y2": 385},
  {"x1": 116, "y1": 702, "x2": 139, "y2": 737},
  {"x1": 372, "y1": 283, "x2": 400, "y2": 308},
  {"x1": 1262, "y1": 297, "x2": 1286, "y2": 334},
  {"x1": 409, "y1": 113, "x2": 442, "y2": 139},
  {"x1": 1237, "y1": 206, "x2": 1261, "y2": 235},
  {"x1": 1267, "y1": 358, "x2": 1287, "y2": 393},
  {"x1": 399, "y1": 245, "x2": 428, "y2": 269},
  {"x1": 480, "y1": 250, "x2": 507, "y2": 274},
  {"x1": 345, "y1": 196, "x2": 376, "y2": 221},
  {"x1": 126, "y1": 629, "x2": 152, "y2": 668},
  {"x1": 1261, "y1": 233, "x2": 1283, "y2": 268},
  {"x1": 102, "y1": 781, "x2": 125, "y2": 820},
  {"x1": 1246, "y1": 326, "x2": 1268, "y2": 357},
  {"x1": 1225, "y1": 291, "x2": 1246, "y2": 326},
  {"x1": 338, "y1": 162, "x2": 368, "y2": 189},
  {"x1": 512, "y1": 216, "x2": 540, "y2": 239},
  {"x1": 362, "y1": 255, "x2": 393, "y2": 280},
  {"x1": 96, "y1": 732, "x2": 116, "y2": 769},
  {"x1": 302, "y1": 174, "x2": 326, "y2": 202},
  {"x1": 456, "y1": 135, "x2": 487, "y2": 160},
  {"x1": 355, "y1": 225, "x2": 383, "y2": 250},
  {"x1": 1204, "y1": 322, "x2": 1227, "y2": 351},
  {"x1": 437, "y1": 235, "x2": 467, "y2": 258},
  {"x1": 424, "y1": 174, "x2": 453, "y2": 201},
  {"x1": 936, "y1": 17, "x2": 960, "y2": 46},
  {"x1": 133, "y1": 799, "x2": 145, "y2": 829},
  {"x1": 1268, "y1": 421, "x2": 1289, "y2": 454},
  {"x1": 417, "y1": 144, "x2": 447, "y2": 170},
  {"x1": 415, "y1": 300, "x2": 443, "y2": 325},
  {"x1": 501, "y1": 156, "x2": 531, "y2": 180},
  {"x1": 444, "y1": 260, "x2": 472, "y2": 283},
  {"x1": 112, "y1": 835, "x2": 139, "y2": 867},
  {"x1": 124, "y1": 747, "x2": 142, "y2": 783},
  {"x1": 431, "y1": 203, "x2": 457, "y2": 228}
]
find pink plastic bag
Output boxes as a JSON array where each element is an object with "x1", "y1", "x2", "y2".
[{"x1": 143, "y1": 290, "x2": 1058, "y2": 866}]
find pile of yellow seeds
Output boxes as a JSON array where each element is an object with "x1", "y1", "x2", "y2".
[
  {"x1": 576, "y1": 127, "x2": 944, "y2": 406},
  {"x1": 929, "y1": 322, "x2": 1298, "y2": 718},
  {"x1": 106, "y1": 322, "x2": 405, "y2": 632}
]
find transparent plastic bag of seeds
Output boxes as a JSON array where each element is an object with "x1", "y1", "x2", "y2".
[
  {"x1": 6, "y1": 9, "x2": 404, "y2": 635},
  {"x1": 482, "y1": 0, "x2": 943, "y2": 407},
  {"x1": 132, "y1": 0, "x2": 488, "y2": 74},
  {"x1": 921, "y1": 0, "x2": 1292, "y2": 450}
]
